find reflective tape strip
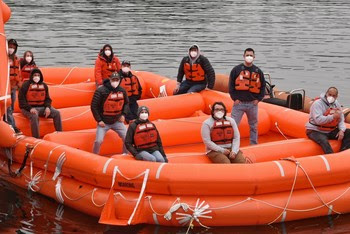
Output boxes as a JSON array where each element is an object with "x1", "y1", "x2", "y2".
[
  {"x1": 281, "y1": 211, "x2": 287, "y2": 222},
  {"x1": 153, "y1": 213, "x2": 159, "y2": 225},
  {"x1": 320, "y1": 155, "x2": 331, "y2": 171},
  {"x1": 102, "y1": 158, "x2": 113, "y2": 174},
  {"x1": 328, "y1": 205, "x2": 333, "y2": 215},
  {"x1": 274, "y1": 161, "x2": 285, "y2": 177},
  {"x1": 0, "y1": 95, "x2": 11, "y2": 101},
  {"x1": 156, "y1": 163, "x2": 166, "y2": 179}
]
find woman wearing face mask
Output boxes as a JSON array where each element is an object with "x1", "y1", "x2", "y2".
[
  {"x1": 18, "y1": 68, "x2": 62, "y2": 138},
  {"x1": 125, "y1": 106, "x2": 168, "y2": 163},
  {"x1": 119, "y1": 60, "x2": 142, "y2": 123},
  {"x1": 201, "y1": 102, "x2": 246, "y2": 164},
  {"x1": 20, "y1": 50, "x2": 37, "y2": 82},
  {"x1": 91, "y1": 72, "x2": 129, "y2": 155},
  {"x1": 94, "y1": 44, "x2": 121, "y2": 88}
]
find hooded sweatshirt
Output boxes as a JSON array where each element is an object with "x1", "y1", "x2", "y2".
[
  {"x1": 176, "y1": 44, "x2": 215, "y2": 89},
  {"x1": 94, "y1": 44, "x2": 121, "y2": 85},
  {"x1": 18, "y1": 68, "x2": 52, "y2": 111},
  {"x1": 90, "y1": 78, "x2": 129, "y2": 124},
  {"x1": 306, "y1": 93, "x2": 346, "y2": 133}
]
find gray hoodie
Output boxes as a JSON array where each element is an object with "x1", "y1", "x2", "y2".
[
  {"x1": 305, "y1": 93, "x2": 346, "y2": 132},
  {"x1": 201, "y1": 116, "x2": 240, "y2": 154}
]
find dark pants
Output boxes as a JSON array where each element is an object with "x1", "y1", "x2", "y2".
[
  {"x1": 21, "y1": 107, "x2": 62, "y2": 138},
  {"x1": 175, "y1": 80, "x2": 206, "y2": 95},
  {"x1": 306, "y1": 128, "x2": 350, "y2": 154},
  {"x1": 125, "y1": 96, "x2": 139, "y2": 121}
]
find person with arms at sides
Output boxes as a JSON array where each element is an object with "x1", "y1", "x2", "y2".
[
  {"x1": 174, "y1": 44, "x2": 215, "y2": 95},
  {"x1": 119, "y1": 60, "x2": 142, "y2": 123},
  {"x1": 201, "y1": 102, "x2": 245, "y2": 164},
  {"x1": 306, "y1": 87, "x2": 350, "y2": 154},
  {"x1": 20, "y1": 50, "x2": 37, "y2": 82},
  {"x1": 18, "y1": 68, "x2": 62, "y2": 138},
  {"x1": 229, "y1": 48, "x2": 266, "y2": 145},
  {"x1": 91, "y1": 72, "x2": 129, "y2": 155},
  {"x1": 94, "y1": 44, "x2": 121, "y2": 88},
  {"x1": 125, "y1": 106, "x2": 168, "y2": 162}
]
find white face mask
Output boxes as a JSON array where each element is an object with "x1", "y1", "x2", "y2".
[
  {"x1": 139, "y1": 113, "x2": 149, "y2": 121},
  {"x1": 214, "y1": 111, "x2": 225, "y2": 119},
  {"x1": 327, "y1": 96, "x2": 335, "y2": 104},
  {"x1": 25, "y1": 56, "x2": 33, "y2": 63},
  {"x1": 8, "y1": 48, "x2": 15, "y2": 55},
  {"x1": 104, "y1": 50, "x2": 112, "y2": 57},
  {"x1": 111, "y1": 81, "x2": 119, "y2": 88},
  {"x1": 245, "y1": 55, "x2": 254, "y2": 64},
  {"x1": 33, "y1": 76, "x2": 40, "y2": 83},
  {"x1": 122, "y1": 67, "x2": 130, "y2": 73},
  {"x1": 190, "y1": 51, "x2": 198, "y2": 58}
]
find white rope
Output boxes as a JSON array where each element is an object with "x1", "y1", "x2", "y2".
[
  {"x1": 3, "y1": 38, "x2": 10, "y2": 120},
  {"x1": 57, "y1": 67, "x2": 77, "y2": 85},
  {"x1": 91, "y1": 188, "x2": 105, "y2": 207},
  {"x1": 25, "y1": 169, "x2": 42, "y2": 192},
  {"x1": 55, "y1": 204, "x2": 64, "y2": 221},
  {"x1": 117, "y1": 167, "x2": 149, "y2": 181},
  {"x1": 60, "y1": 184, "x2": 94, "y2": 201},
  {"x1": 176, "y1": 199, "x2": 212, "y2": 229},
  {"x1": 114, "y1": 192, "x2": 139, "y2": 202},
  {"x1": 29, "y1": 140, "x2": 44, "y2": 159},
  {"x1": 52, "y1": 152, "x2": 66, "y2": 181},
  {"x1": 55, "y1": 177, "x2": 65, "y2": 204},
  {"x1": 61, "y1": 108, "x2": 90, "y2": 122},
  {"x1": 274, "y1": 122, "x2": 289, "y2": 140}
]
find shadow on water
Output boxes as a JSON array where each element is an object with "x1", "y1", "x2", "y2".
[{"x1": 1, "y1": 179, "x2": 350, "y2": 233}]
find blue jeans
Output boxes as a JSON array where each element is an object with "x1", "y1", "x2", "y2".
[
  {"x1": 231, "y1": 101, "x2": 258, "y2": 145},
  {"x1": 92, "y1": 121, "x2": 127, "y2": 154},
  {"x1": 136, "y1": 150, "x2": 165, "y2": 162},
  {"x1": 5, "y1": 88, "x2": 18, "y2": 129},
  {"x1": 176, "y1": 80, "x2": 206, "y2": 95}
]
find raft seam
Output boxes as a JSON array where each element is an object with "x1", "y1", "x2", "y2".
[
  {"x1": 273, "y1": 161, "x2": 285, "y2": 177},
  {"x1": 156, "y1": 163, "x2": 166, "y2": 179}
]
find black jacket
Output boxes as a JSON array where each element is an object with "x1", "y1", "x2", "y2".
[
  {"x1": 125, "y1": 119, "x2": 168, "y2": 162},
  {"x1": 90, "y1": 79, "x2": 129, "y2": 124},
  {"x1": 18, "y1": 68, "x2": 52, "y2": 111}
]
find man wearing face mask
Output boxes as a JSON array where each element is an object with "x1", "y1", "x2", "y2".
[
  {"x1": 201, "y1": 102, "x2": 245, "y2": 164},
  {"x1": 4, "y1": 39, "x2": 22, "y2": 134},
  {"x1": 91, "y1": 72, "x2": 129, "y2": 155},
  {"x1": 18, "y1": 68, "x2": 62, "y2": 138},
  {"x1": 20, "y1": 50, "x2": 38, "y2": 82},
  {"x1": 306, "y1": 87, "x2": 350, "y2": 154},
  {"x1": 229, "y1": 48, "x2": 266, "y2": 145},
  {"x1": 174, "y1": 44, "x2": 215, "y2": 95},
  {"x1": 125, "y1": 106, "x2": 168, "y2": 163},
  {"x1": 94, "y1": 44, "x2": 121, "y2": 88},
  {"x1": 119, "y1": 60, "x2": 142, "y2": 123}
]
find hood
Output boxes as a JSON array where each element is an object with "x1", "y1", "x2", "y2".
[
  {"x1": 29, "y1": 68, "x2": 44, "y2": 83},
  {"x1": 136, "y1": 106, "x2": 150, "y2": 123},
  {"x1": 99, "y1": 44, "x2": 114, "y2": 62},
  {"x1": 188, "y1": 44, "x2": 200, "y2": 61},
  {"x1": 319, "y1": 92, "x2": 340, "y2": 107}
]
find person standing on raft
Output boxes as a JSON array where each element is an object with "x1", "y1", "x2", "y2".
[
  {"x1": 125, "y1": 106, "x2": 168, "y2": 163},
  {"x1": 91, "y1": 72, "x2": 129, "y2": 155},
  {"x1": 306, "y1": 87, "x2": 350, "y2": 154},
  {"x1": 201, "y1": 102, "x2": 245, "y2": 164}
]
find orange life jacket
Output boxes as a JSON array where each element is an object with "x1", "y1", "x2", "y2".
[
  {"x1": 101, "y1": 57, "x2": 119, "y2": 80},
  {"x1": 26, "y1": 83, "x2": 46, "y2": 106},
  {"x1": 235, "y1": 70, "x2": 261, "y2": 94},
  {"x1": 120, "y1": 75, "x2": 140, "y2": 96},
  {"x1": 317, "y1": 108, "x2": 341, "y2": 131},
  {"x1": 103, "y1": 91, "x2": 124, "y2": 116},
  {"x1": 21, "y1": 63, "x2": 37, "y2": 81},
  {"x1": 210, "y1": 120, "x2": 234, "y2": 145},
  {"x1": 184, "y1": 62, "x2": 205, "y2": 82},
  {"x1": 133, "y1": 123, "x2": 158, "y2": 149},
  {"x1": 9, "y1": 56, "x2": 21, "y2": 88}
]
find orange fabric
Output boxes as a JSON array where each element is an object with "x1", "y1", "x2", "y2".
[
  {"x1": 235, "y1": 70, "x2": 261, "y2": 94},
  {"x1": 133, "y1": 123, "x2": 158, "y2": 149},
  {"x1": 103, "y1": 92, "x2": 124, "y2": 116},
  {"x1": 21, "y1": 63, "x2": 37, "y2": 81},
  {"x1": 184, "y1": 63, "x2": 205, "y2": 81},
  {"x1": 94, "y1": 55, "x2": 121, "y2": 85},
  {"x1": 210, "y1": 119, "x2": 234, "y2": 145},
  {"x1": 9, "y1": 55, "x2": 21, "y2": 88},
  {"x1": 317, "y1": 108, "x2": 341, "y2": 131},
  {"x1": 26, "y1": 84, "x2": 46, "y2": 106},
  {"x1": 120, "y1": 75, "x2": 140, "y2": 96}
]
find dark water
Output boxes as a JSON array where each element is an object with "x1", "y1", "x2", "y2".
[{"x1": 2, "y1": 0, "x2": 350, "y2": 232}]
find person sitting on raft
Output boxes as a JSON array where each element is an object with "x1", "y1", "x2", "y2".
[
  {"x1": 125, "y1": 106, "x2": 168, "y2": 163},
  {"x1": 20, "y1": 50, "x2": 37, "y2": 82},
  {"x1": 306, "y1": 87, "x2": 350, "y2": 154},
  {"x1": 18, "y1": 68, "x2": 62, "y2": 138},
  {"x1": 201, "y1": 101, "x2": 246, "y2": 163}
]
